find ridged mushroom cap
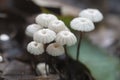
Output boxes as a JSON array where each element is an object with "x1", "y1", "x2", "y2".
[
  {"x1": 70, "y1": 17, "x2": 95, "y2": 32},
  {"x1": 48, "y1": 20, "x2": 66, "y2": 33},
  {"x1": 56, "y1": 31, "x2": 77, "y2": 46},
  {"x1": 35, "y1": 13, "x2": 58, "y2": 27},
  {"x1": 25, "y1": 24, "x2": 42, "y2": 37},
  {"x1": 46, "y1": 43, "x2": 65, "y2": 56},
  {"x1": 34, "y1": 29, "x2": 56, "y2": 44},
  {"x1": 79, "y1": 9, "x2": 103, "y2": 22},
  {"x1": 27, "y1": 41, "x2": 44, "y2": 55}
]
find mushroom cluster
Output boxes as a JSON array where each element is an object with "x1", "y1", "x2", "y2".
[
  {"x1": 26, "y1": 13, "x2": 77, "y2": 57},
  {"x1": 25, "y1": 13, "x2": 77, "y2": 76},
  {"x1": 25, "y1": 9, "x2": 103, "y2": 76}
]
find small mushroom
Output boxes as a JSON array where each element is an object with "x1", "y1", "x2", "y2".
[
  {"x1": 46, "y1": 43, "x2": 65, "y2": 56},
  {"x1": 70, "y1": 17, "x2": 95, "y2": 61},
  {"x1": 70, "y1": 17, "x2": 95, "y2": 32},
  {"x1": 35, "y1": 13, "x2": 58, "y2": 28},
  {"x1": 79, "y1": 8, "x2": 103, "y2": 22},
  {"x1": 37, "y1": 63, "x2": 49, "y2": 77},
  {"x1": 34, "y1": 29, "x2": 56, "y2": 44},
  {"x1": 0, "y1": 56, "x2": 3, "y2": 62},
  {"x1": 25, "y1": 24, "x2": 43, "y2": 37},
  {"x1": 56, "y1": 31, "x2": 77, "y2": 46},
  {"x1": 27, "y1": 41, "x2": 44, "y2": 55},
  {"x1": 48, "y1": 20, "x2": 66, "y2": 33}
]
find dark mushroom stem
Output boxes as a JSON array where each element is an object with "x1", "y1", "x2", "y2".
[
  {"x1": 64, "y1": 45, "x2": 70, "y2": 66},
  {"x1": 29, "y1": 54, "x2": 38, "y2": 76},
  {"x1": 45, "y1": 53, "x2": 48, "y2": 76},
  {"x1": 64, "y1": 45, "x2": 70, "y2": 70},
  {"x1": 76, "y1": 31, "x2": 83, "y2": 61},
  {"x1": 64, "y1": 45, "x2": 69, "y2": 62},
  {"x1": 64, "y1": 45, "x2": 74, "y2": 79},
  {"x1": 44, "y1": 44, "x2": 49, "y2": 76},
  {"x1": 31, "y1": 60, "x2": 38, "y2": 76}
]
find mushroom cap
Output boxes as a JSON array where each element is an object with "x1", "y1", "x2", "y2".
[
  {"x1": 0, "y1": 56, "x2": 3, "y2": 62},
  {"x1": 79, "y1": 9, "x2": 103, "y2": 22},
  {"x1": 56, "y1": 31, "x2": 77, "y2": 46},
  {"x1": 35, "y1": 13, "x2": 58, "y2": 27},
  {"x1": 25, "y1": 24, "x2": 42, "y2": 37},
  {"x1": 46, "y1": 43, "x2": 65, "y2": 56},
  {"x1": 37, "y1": 63, "x2": 49, "y2": 76},
  {"x1": 48, "y1": 20, "x2": 66, "y2": 33},
  {"x1": 70, "y1": 17, "x2": 95, "y2": 32},
  {"x1": 27, "y1": 41, "x2": 44, "y2": 55},
  {"x1": 0, "y1": 34, "x2": 10, "y2": 41},
  {"x1": 34, "y1": 29, "x2": 56, "y2": 44}
]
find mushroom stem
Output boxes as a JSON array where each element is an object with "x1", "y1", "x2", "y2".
[
  {"x1": 64, "y1": 45, "x2": 67, "y2": 55},
  {"x1": 31, "y1": 60, "x2": 38, "y2": 76},
  {"x1": 76, "y1": 31, "x2": 82, "y2": 61},
  {"x1": 64, "y1": 45, "x2": 69, "y2": 61},
  {"x1": 64, "y1": 45, "x2": 70, "y2": 70},
  {"x1": 64, "y1": 45, "x2": 70, "y2": 65},
  {"x1": 45, "y1": 54, "x2": 48, "y2": 76},
  {"x1": 64, "y1": 45, "x2": 73, "y2": 79},
  {"x1": 29, "y1": 54, "x2": 38, "y2": 76},
  {"x1": 44, "y1": 44, "x2": 49, "y2": 76}
]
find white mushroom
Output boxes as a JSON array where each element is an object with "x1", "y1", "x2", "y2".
[
  {"x1": 35, "y1": 13, "x2": 58, "y2": 27},
  {"x1": 70, "y1": 17, "x2": 95, "y2": 32},
  {"x1": 48, "y1": 20, "x2": 66, "y2": 33},
  {"x1": 47, "y1": 43, "x2": 65, "y2": 56},
  {"x1": 34, "y1": 29, "x2": 56, "y2": 44},
  {"x1": 27, "y1": 41, "x2": 44, "y2": 55},
  {"x1": 56, "y1": 31, "x2": 77, "y2": 46},
  {"x1": 37, "y1": 63, "x2": 49, "y2": 77},
  {"x1": 79, "y1": 9, "x2": 103, "y2": 22},
  {"x1": 0, "y1": 56, "x2": 3, "y2": 62},
  {"x1": 25, "y1": 24, "x2": 43, "y2": 37}
]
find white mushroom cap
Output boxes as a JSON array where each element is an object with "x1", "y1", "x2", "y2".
[
  {"x1": 0, "y1": 56, "x2": 3, "y2": 62},
  {"x1": 56, "y1": 31, "x2": 77, "y2": 46},
  {"x1": 37, "y1": 63, "x2": 49, "y2": 76},
  {"x1": 48, "y1": 20, "x2": 66, "y2": 33},
  {"x1": 0, "y1": 34, "x2": 10, "y2": 41},
  {"x1": 70, "y1": 17, "x2": 95, "y2": 32},
  {"x1": 27, "y1": 41, "x2": 44, "y2": 55},
  {"x1": 25, "y1": 24, "x2": 43, "y2": 37},
  {"x1": 34, "y1": 29, "x2": 56, "y2": 44},
  {"x1": 79, "y1": 9, "x2": 103, "y2": 22},
  {"x1": 46, "y1": 43, "x2": 65, "y2": 56},
  {"x1": 35, "y1": 13, "x2": 58, "y2": 28}
]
